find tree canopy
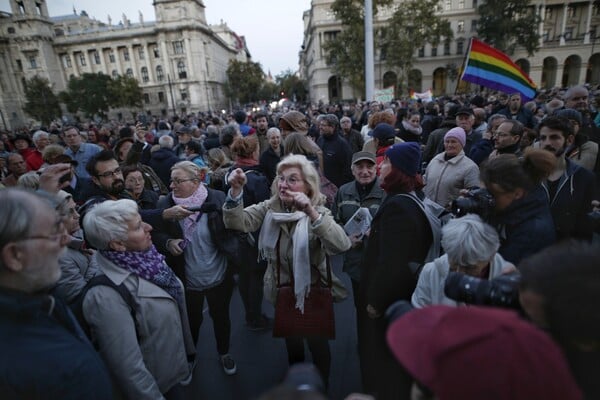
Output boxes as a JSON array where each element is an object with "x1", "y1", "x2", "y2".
[
  {"x1": 225, "y1": 59, "x2": 265, "y2": 105},
  {"x1": 276, "y1": 70, "x2": 308, "y2": 102},
  {"x1": 324, "y1": 0, "x2": 452, "y2": 97},
  {"x1": 477, "y1": 0, "x2": 541, "y2": 56},
  {"x1": 23, "y1": 75, "x2": 61, "y2": 126}
]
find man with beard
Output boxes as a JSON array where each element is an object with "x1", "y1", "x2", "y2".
[
  {"x1": 79, "y1": 150, "x2": 192, "y2": 231},
  {"x1": 538, "y1": 116, "x2": 596, "y2": 241},
  {"x1": 1, "y1": 153, "x2": 27, "y2": 187},
  {"x1": 254, "y1": 112, "x2": 270, "y2": 154},
  {"x1": 497, "y1": 93, "x2": 536, "y2": 129},
  {"x1": 316, "y1": 114, "x2": 353, "y2": 187}
]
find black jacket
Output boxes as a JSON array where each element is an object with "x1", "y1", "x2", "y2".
[
  {"x1": 148, "y1": 148, "x2": 180, "y2": 187},
  {"x1": 316, "y1": 132, "x2": 353, "y2": 188},
  {"x1": 0, "y1": 288, "x2": 112, "y2": 399},
  {"x1": 259, "y1": 145, "x2": 283, "y2": 185},
  {"x1": 542, "y1": 159, "x2": 596, "y2": 241},
  {"x1": 152, "y1": 188, "x2": 228, "y2": 282}
]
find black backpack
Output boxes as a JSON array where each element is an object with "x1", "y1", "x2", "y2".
[{"x1": 70, "y1": 274, "x2": 139, "y2": 345}]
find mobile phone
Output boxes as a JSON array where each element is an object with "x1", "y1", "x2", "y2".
[
  {"x1": 185, "y1": 205, "x2": 204, "y2": 212},
  {"x1": 178, "y1": 240, "x2": 187, "y2": 250}
]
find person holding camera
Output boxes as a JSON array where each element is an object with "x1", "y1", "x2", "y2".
[
  {"x1": 411, "y1": 214, "x2": 514, "y2": 308},
  {"x1": 479, "y1": 149, "x2": 557, "y2": 264}
]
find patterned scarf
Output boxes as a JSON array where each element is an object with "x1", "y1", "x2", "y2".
[
  {"x1": 172, "y1": 184, "x2": 208, "y2": 241},
  {"x1": 100, "y1": 245, "x2": 184, "y2": 305}
]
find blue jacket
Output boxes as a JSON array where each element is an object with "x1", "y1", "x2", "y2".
[
  {"x1": 490, "y1": 185, "x2": 556, "y2": 264},
  {"x1": 0, "y1": 288, "x2": 112, "y2": 399}
]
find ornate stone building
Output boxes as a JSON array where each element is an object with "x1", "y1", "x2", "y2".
[
  {"x1": 300, "y1": 0, "x2": 600, "y2": 104},
  {"x1": 0, "y1": 0, "x2": 250, "y2": 129}
]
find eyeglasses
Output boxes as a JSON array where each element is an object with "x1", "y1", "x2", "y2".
[
  {"x1": 97, "y1": 167, "x2": 122, "y2": 178},
  {"x1": 171, "y1": 178, "x2": 197, "y2": 185},
  {"x1": 277, "y1": 175, "x2": 304, "y2": 186},
  {"x1": 494, "y1": 132, "x2": 513, "y2": 138}
]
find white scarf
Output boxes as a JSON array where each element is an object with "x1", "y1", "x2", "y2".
[{"x1": 258, "y1": 210, "x2": 311, "y2": 313}]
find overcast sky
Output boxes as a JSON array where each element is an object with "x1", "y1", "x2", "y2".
[{"x1": 0, "y1": 0, "x2": 312, "y2": 76}]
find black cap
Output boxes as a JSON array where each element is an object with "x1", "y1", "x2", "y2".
[{"x1": 455, "y1": 107, "x2": 474, "y2": 117}]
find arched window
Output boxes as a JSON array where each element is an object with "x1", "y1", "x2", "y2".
[
  {"x1": 111, "y1": 70, "x2": 118, "y2": 79},
  {"x1": 126, "y1": 68, "x2": 133, "y2": 78},
  {"x1": 141, "y1": 67, "x2": 149, "y2": 83},
  {"x1": 156, "y1": 65, "x2": 164, "y2": 81},
  {"x1": 177, "y1": 61, "x2": 187, "y2": 79}
]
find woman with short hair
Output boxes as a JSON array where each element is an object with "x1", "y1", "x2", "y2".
[
  {"x1": 122, "y1": 165, "x2": 159, "y2": 209},
  {"x1": 153, "y1": 161, "x2": 237, "y2": 375},
  {"x1": 82, "y1": 199, "x2": 195, "y2": 399},
  {"x1": 411, "y1": 214, "x2": 514, "y2": 308}
]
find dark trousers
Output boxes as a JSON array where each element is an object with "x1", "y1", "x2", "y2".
[
  {"x1": 186, "y1": 273, "x2": 234, "y2": 355},
  {"x1": 285, "y1": 336, "x2": 331, "y2": 384},
  {"x1": 238, "y1": 248, "x2": 267, "y2": 323}
]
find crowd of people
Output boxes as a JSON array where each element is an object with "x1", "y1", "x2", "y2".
[{"x1": 1, "y1": 84, "x2": 599, "y2": 400}]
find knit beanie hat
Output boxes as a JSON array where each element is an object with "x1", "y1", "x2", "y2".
[
  {"x1": 554, "y1": 108, "x2": 583, "y2": 126},
  {"x1": 385, "y1": 142, "x2": 422, "y2": 177},
  {"x1": 444, "y1": 127, "x2": 466, "y2": 148}
]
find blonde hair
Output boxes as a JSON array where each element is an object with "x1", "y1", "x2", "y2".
[
  {"x1": 275, "y1": 154, "x2": 324, "y2": 206},
  {"x1": 171, "y1": 160, "x2": 207, "y2": 180}
]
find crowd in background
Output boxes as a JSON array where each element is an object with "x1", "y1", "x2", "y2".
[{"x1": 1, "y1": 83, "x2": 599, "y2": 400}]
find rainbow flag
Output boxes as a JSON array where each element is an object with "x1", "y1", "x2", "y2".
[{"x1": 460, "y1": 38, "x2": 537, "y2": 100}]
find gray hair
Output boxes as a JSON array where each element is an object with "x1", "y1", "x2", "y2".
[
  {"x1": 340, "y1": 116, "x2": 352, "y2": 124},
  {"x1": 275, "y1": 154, "x2": 324, "y2": 206},
  {"x1": 171, "y1": 160, "x2": 204, "y2": 180},
  {"x1": 32, "y1": 130, "x2": 49, "y2": 143},
  {"x1": 441, "y1": 214, "x2": 499, "y2": 266},
  {"x1": 158, "y1": 135, "x2": 174, "y2": 149},
  {"x1": 17, "y1": 171, "x2": 40, "y2": 190},
  {"x1": 320, "y1": 114, "x2": 339, "y2": 127},
  {"x1": 266, "y1": 127, "x2": 281, "y2": 139},
  {"x1": 0, "y1": 189, "x2": 55, "y2": 269},
  {"x1": 220, "y1": 123, "x2": 239, "y2": 138},
  {"x1": 488, "y1": 113, "x2": 508, "y2": 125},
  {"x1": 82, "y1": 199, "x2": 140, "y2": 250}
]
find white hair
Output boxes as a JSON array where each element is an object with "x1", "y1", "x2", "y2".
[
  {"x1": 159, "y1": 135, "x2": 174, "y2": 149},
  {"x1": 441, "y1": 214, "x2": 500, "y2": 266},
  {"x1": 32, "y1": 130, "x2": 49, "y2": 143},
  {"x1": 82, "y1": 199, "x2": 139, "y2": 250},
  {"x1": 266, "y1": 127, "x2": 281, "y2": 139}
]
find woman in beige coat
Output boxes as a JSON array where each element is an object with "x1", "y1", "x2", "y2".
[{"x1": 223, "y1": 154, "x2": 351, "y2": 385}]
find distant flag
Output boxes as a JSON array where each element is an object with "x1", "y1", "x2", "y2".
[
  {"x1": 460, "y1": 38, "x2": 537, "y2": 101},
  {"x1": 410, "y1": 89, "x2": 433, "y2": 102}
]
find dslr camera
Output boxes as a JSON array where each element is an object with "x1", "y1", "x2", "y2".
[
  {"x1": 451, "y1": 187, "x2": 496, "y2": 219},
  {"x1": 444, "y1": 271, "x2": 521, "y2": 309}
]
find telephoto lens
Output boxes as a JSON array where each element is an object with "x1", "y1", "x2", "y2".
[{"x1": 444, "y1": 272, "x2": 521, "y2": 309}]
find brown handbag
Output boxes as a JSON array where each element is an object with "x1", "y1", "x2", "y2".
[{"x1": 272, "y1": 235, "x2": 335, "y2": 339}]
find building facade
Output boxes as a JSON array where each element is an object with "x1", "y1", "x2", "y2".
[
  {"x1": 0, "y1": 0, "x2": 250, "y2": 129},
  {"x1": 300, "y1": 0, "x2": 600, "y2": 104}
]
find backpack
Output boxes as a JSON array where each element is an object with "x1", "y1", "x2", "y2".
[
  {"x1": 70, "y1": 274, "x2": 139, "y2": 345},
  {"x1": 396, "y1": 192, "x2": 450, "y2": 277}
]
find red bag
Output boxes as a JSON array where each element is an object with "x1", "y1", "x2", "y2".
[{"x1": 272, "y1": 241, "x2": 335, "y2": 339}]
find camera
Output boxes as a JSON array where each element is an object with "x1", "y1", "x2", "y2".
[
  {"x1": 444, "y1": 271, "x2": 521, "y2": 309},
  {"x1": 451, "y1": 187, "x2": 496, "y2": 219}
]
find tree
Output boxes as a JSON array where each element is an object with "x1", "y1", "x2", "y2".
[
  {"x1": 382, "y1": 0, "x2": 453, "y2": 93},
  {"x1": 109, "y1": 75, "x2": 143, "y2": 109},
  {"x1": 477, "y1": 0, "x2": 541, "y2": 56},
  {"x1": 324, "y1": 0, "x2": 450, "y2": 97},
  {"x1": 23, "y1": 76, "x2": 61, "y2": 126},
  {"x1": 225, "y1": 59, "x2": 265, "y2": 105},
  {"x1": 60, "y1": 73, "x2": 114, "y2": 118},
  {"x1": 257, "y1": 81, "x2": 278, "y2": 102},
  {"x1": 323, "y1": 0, "x2": 393, "y2": 94},
  {"x1": 276, "y1": 70, "x2": 308, "y2": 102}
]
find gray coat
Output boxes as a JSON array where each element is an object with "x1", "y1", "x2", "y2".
[
  {"x1": 53, "y1": 234, "x2": 100, "y2": 303},
  {"x1": 83, "y1": 253, "x2": 195, "y2": 400}
]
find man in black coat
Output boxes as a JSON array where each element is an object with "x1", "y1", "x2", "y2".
[
  {"x1": 148, "y1": 135, "x2": 180, "y2": 187},
  {"x1": 316, "y1": 114, "x2": 353, "y2": 187}
]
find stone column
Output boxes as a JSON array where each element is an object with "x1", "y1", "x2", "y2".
[
  {"x1": 584, "y1": 1, "x2": 593, "y2": 44},
  {"x1": 560, "y1": 2, "x2": 568, "y2": 46},
  {"x1": 538, "y1": 3, "x2": 545, "y2": 48}
]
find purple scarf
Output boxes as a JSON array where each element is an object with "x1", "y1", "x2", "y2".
[{"x1": 100, "y1": 245, "x2": 184, "y2": 304}]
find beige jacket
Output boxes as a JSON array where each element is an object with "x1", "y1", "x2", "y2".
[
  {"x1": 223, "y1": 198, "x2": 351, "y2": 303},
  {"x1": 424, "y1": 150, "x2": 480, "y2": 208},
  {"x1": 83, "y1": 254, "x2": 195, "y2": 400}
]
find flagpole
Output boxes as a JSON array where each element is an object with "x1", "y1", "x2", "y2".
[{"x1": 455, "y1": 37, "x2": 473, "y2": 95}]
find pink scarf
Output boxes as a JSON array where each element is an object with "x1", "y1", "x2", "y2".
[{"x1": 172, "y1": 184, "x2": 208, "y2": 240}]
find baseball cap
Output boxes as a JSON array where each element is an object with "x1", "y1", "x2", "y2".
[
  {"x1": 386, "y1": 306, "x2": 582, "y2": 400},
  {"x1": 455, "y1": 107, "x2": 474, "y2": 117},
  {"x1": 352, "y1": 151, "x2": 376, "y2": 165}
]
